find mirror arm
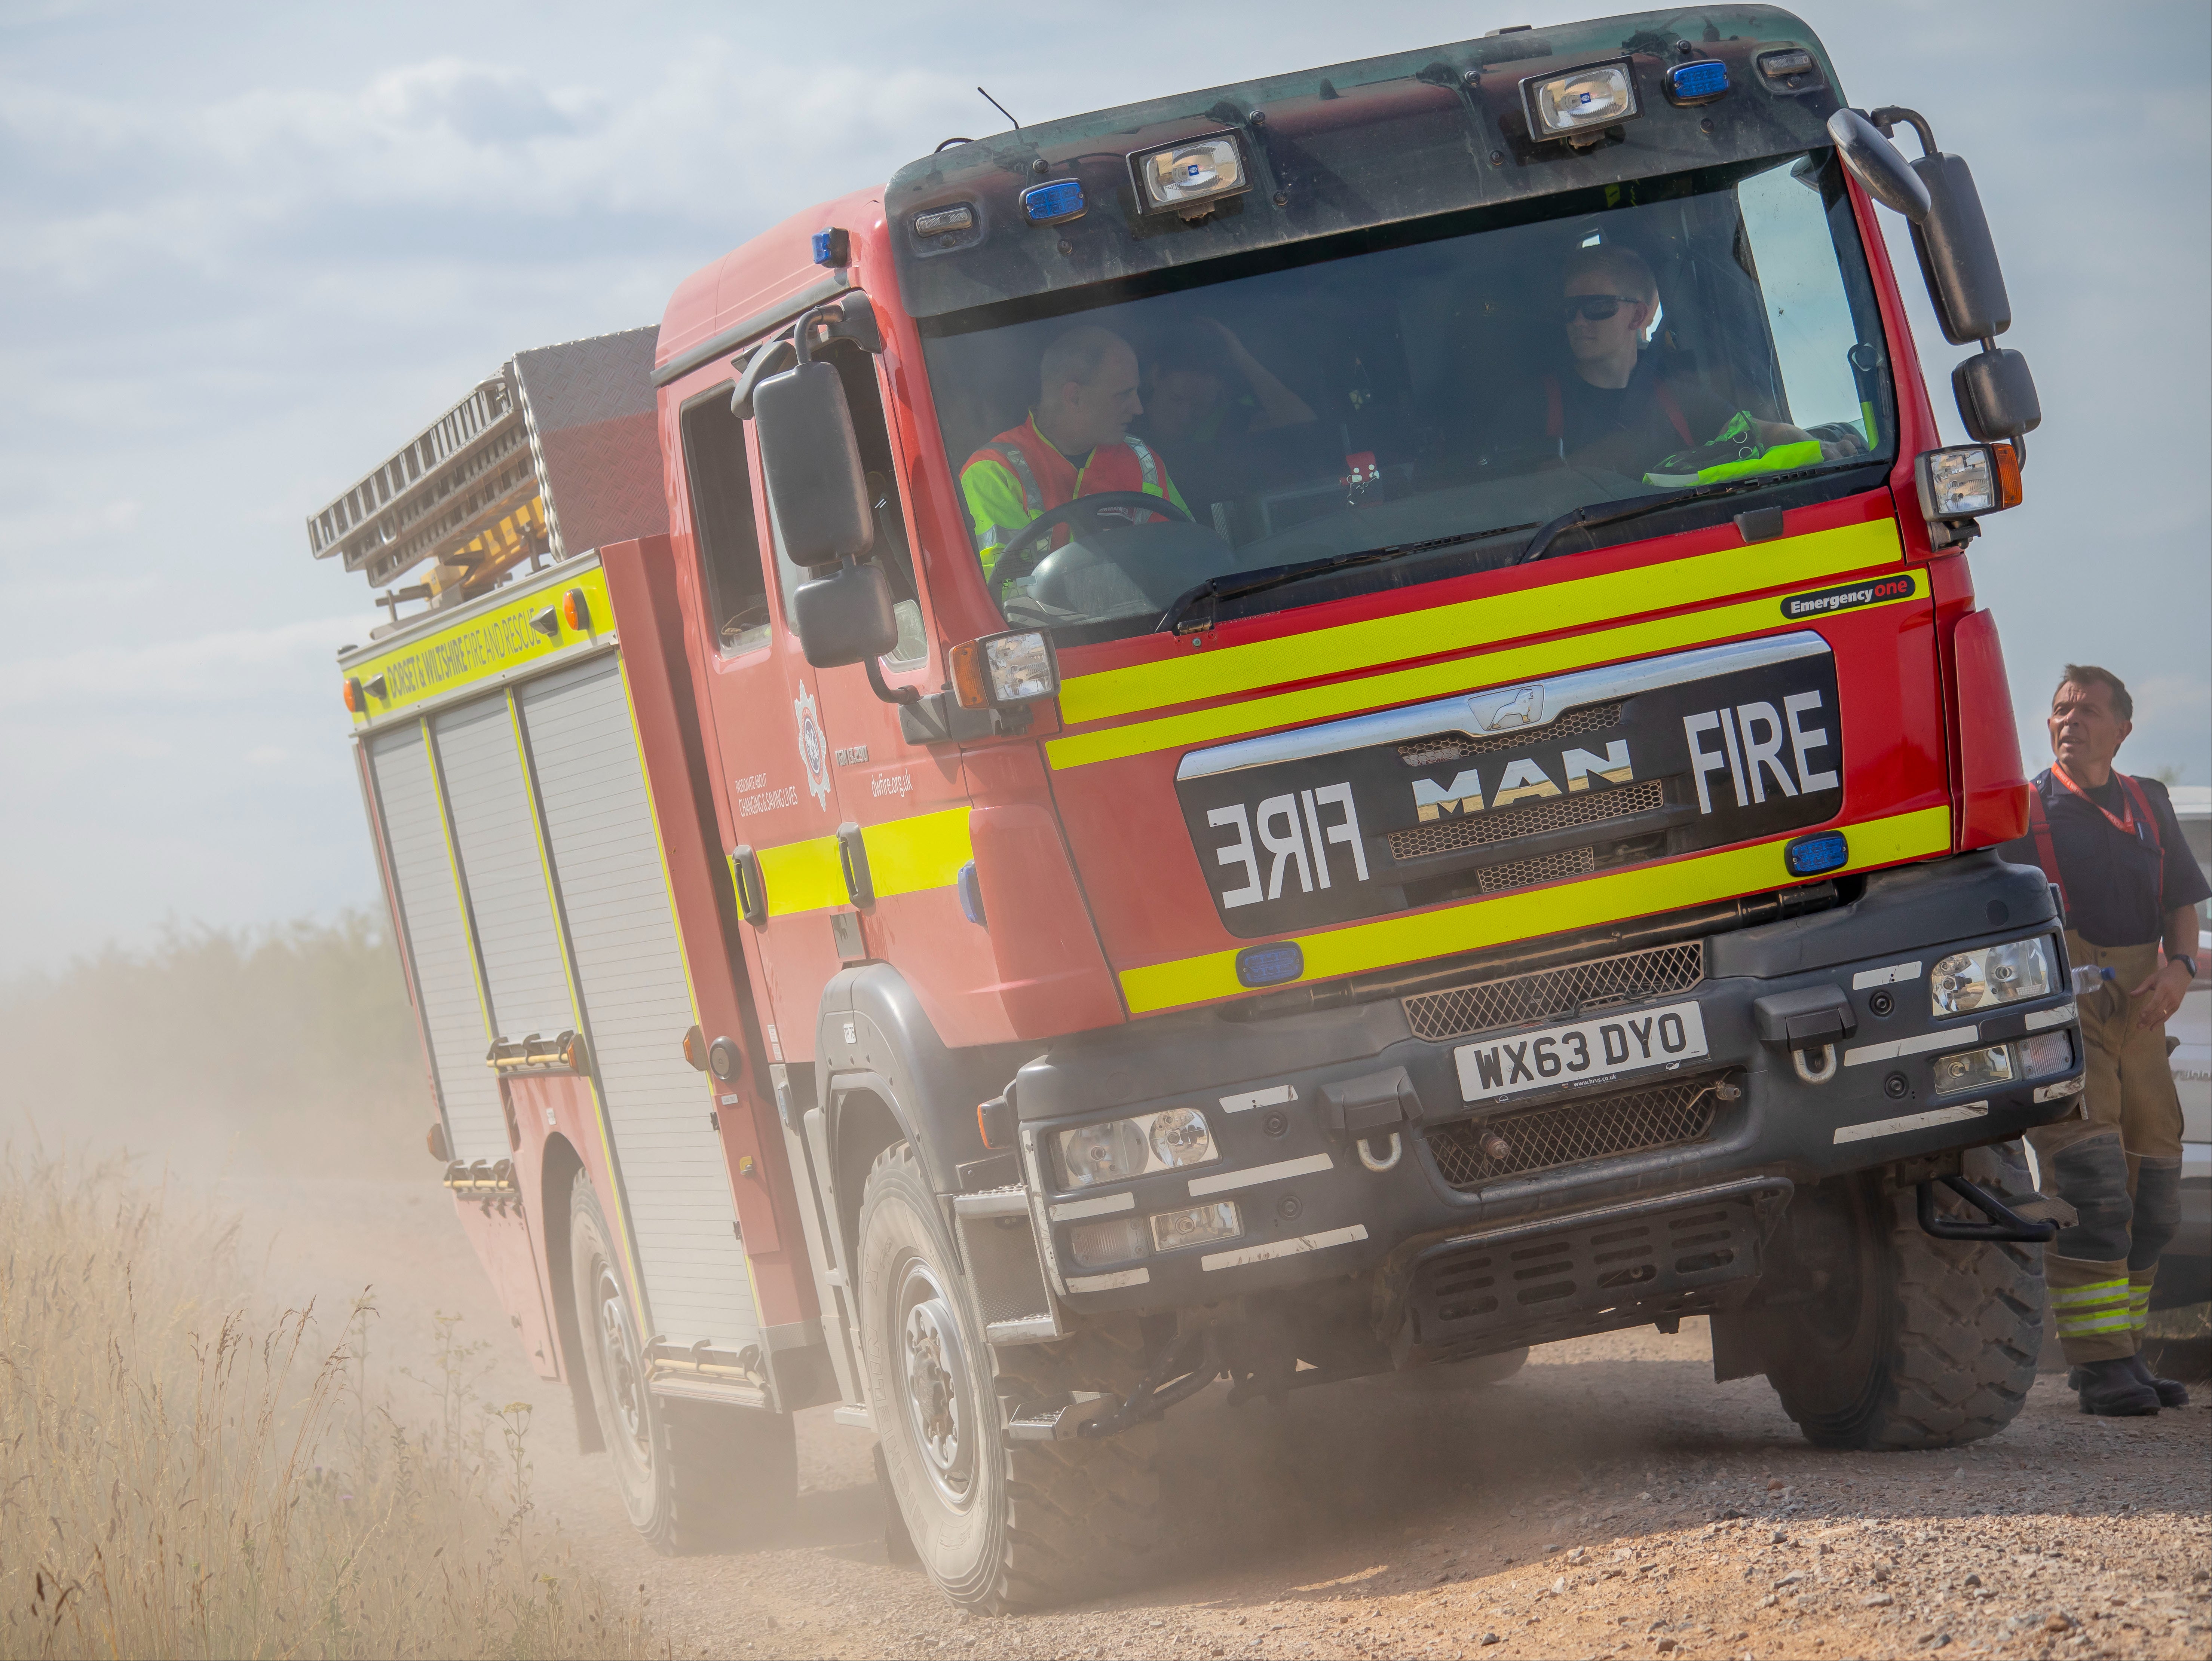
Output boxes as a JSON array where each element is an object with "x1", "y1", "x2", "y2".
[
  {"x1": 730, "y1": 333, "x2": 798, "y2": 420},
  {"x1": 864, "y1": 655, "x2": 921, "y2": 707},
  {"x1": 1867, "y1": 105, "x2": 1937, "y2": 159}
]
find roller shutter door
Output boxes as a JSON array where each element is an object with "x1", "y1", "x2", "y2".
[
  {"x1": 433, "y1": 696, "x2": 573, "y2": 1048},
  {"x1": 519, "y1": 656, "x2": 758, "y2": 1350},
  {"x1": 365, "y1": 723, "x2": 506, "y2": 1162}
]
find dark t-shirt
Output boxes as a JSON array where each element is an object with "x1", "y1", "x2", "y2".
[
  {"x1": 2000, "y1": 770, "x2": 2211, "y2": 947},
  {"x1": 1544, "y1": 358, "x2": 1735, "y2": 479}
]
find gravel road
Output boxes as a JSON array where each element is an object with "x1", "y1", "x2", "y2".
[{"x1": 230, "y1": 1175, "x2": 2212, "y2": 1661}]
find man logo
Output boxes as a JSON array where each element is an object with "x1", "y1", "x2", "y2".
[
  {"x1": 1411, "y1": 741, "x2": 1636, "y2": 820},
  {"x1": 1470, "y1": 685, "x2": 1543, "y2": 732}
]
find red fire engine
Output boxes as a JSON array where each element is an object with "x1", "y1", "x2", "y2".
[{"x1": 318, "y1": 8, "x2": 2078, "y2": 1611}]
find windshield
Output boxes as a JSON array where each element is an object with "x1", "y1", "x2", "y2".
[{"x1": 923, "y1": 153, "x2": 1895, "y2": 646}]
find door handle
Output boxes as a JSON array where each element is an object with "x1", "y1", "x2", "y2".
[
  {"x1": 837, "y1": 823, "x2": 874, "y2": 908},
  {"x1": 731, "y1": 845, "x2": 768, "y2": 926}
]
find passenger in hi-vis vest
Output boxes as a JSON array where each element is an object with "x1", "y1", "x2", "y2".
[
  {"x1": 1530, "y1": 243, "x2": 1859, "y2": 484},
  {"x1": 960, "y1": 325, "x2": 1189, "y2": 593},
  {"x1": 2000, "y1": 665, "x2": 2209, "y2": 1416}
]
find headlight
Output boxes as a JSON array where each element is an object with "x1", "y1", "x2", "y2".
[
  {"x1": 984, "y1": 630, "x2": 1055, "y2": 703},
  {"x1": 1148, "y1": 1107, "x2": 1214, "y2": 1168},
  {"x1": 1932, "y1": 1044, "x2": 2013, "y2": 1095},
  {"x1": 1525, "y1": 61, "x2": 1637, "y2": 138},
  {"x1": 1149, "y1": 1202, "x2": 1241, "y2": 1253},
  {"x1": 1056, "y1": 1109, "x2": 1218, "y2": 1189},
  {"x1": 2018, "y1": 1029, "x2": 2073, "y2": 1079},
  {"x1": 951, "y1": 629, "x2": 1059, "y2": 709},
  {"x1": 1930, "y1": 937, "x2": 2054, "y2": 1016},
  {"x1": 1915, "y1": 443, "x2": 2022, "y2": 521},
  {"x1": 1068, "y1": 1216, "x2": 1149, "y2": 1267}
]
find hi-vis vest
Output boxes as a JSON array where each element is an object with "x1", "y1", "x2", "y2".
[{"x1": 961, "y1": 414, "x2": 1188, "y2": 584}]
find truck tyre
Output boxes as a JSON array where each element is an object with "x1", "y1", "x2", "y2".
[
  {"x1": 569, "y1": 1171, "x2": 796, "y2": 1553},
  {"x1": 1761, "y1": 1172, "x2": 2043, "y2": 1451},
  {"x1": 856, "y1": 1142, "x2": 1159, "y2": 1612}
]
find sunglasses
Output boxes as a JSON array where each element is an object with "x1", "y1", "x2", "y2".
[{"x1": 1563, "y1": 293, "x2": 1643, "y2": 322}]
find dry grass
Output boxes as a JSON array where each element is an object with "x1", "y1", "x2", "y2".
[{"x1": 0, "y1": 1153, "x2": 656, "y2": 1660}]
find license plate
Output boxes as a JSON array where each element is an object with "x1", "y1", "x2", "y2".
[{"x1": 1453, "y1": 1000, "x2": 1709, "y2": 1103}]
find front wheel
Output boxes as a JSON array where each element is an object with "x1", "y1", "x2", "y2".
[
  {"x1": 569, "y1": 1172, "x2": 794, "y2": 1552},
  {"x1": 855, "y1": 1143, "x2": 1159, "y2": 1611},
  {"x1": 1758, "y1": 1171, "x2": 2043, "y2": 1450}
]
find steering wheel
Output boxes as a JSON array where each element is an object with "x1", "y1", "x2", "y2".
[{"x1": 991, "y1": 491, "x2": 1192, "y2": 592}]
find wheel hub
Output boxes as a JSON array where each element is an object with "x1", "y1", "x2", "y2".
[
  {"x1": 597, "y1": 1269, "x2": 649, "y2": 1452},
  {"x1": 897, "y1": 1261, "x2": 975, "y2": 1505}
]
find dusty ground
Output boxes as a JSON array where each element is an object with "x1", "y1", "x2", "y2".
[{"x1": 222, "y1": 1173, "x2": 2211, "y2": 1661}]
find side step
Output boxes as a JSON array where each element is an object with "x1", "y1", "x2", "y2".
[{"x1": 1003, "y1": 1391, "x2": 1119, "y2": 1443}]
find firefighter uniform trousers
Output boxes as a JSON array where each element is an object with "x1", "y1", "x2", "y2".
[{"x1": 2028, "y1": 934, "x2": 2187, "y2": 1363}]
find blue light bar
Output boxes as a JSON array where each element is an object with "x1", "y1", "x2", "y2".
[
  {"x1": 1021, "y1": 179, "x2": 1085, "y2": 225},
  {"x1": 1784, "y1": 831, "x2": 1850, "y2": 878},
  {"x1": 1236, "y1": 941, "x2": 1305, "y2": 989},
  {"x1": 1667, "y1": 60, "x2": 1730, "y2": 103}
]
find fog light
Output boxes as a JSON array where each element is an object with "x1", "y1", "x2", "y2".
[
  {"x1": 1148, "y1": 1107, "x2": 1214, "y2": 1167},
  {"x1": 1069, "y1": 1216, "x2": 1149, "y2": 1267},
  {"x1": 1932, "y1": 1044, "x2": 2012, "y2": 1095},
  {"x1": 1149, "y1": 1201, "x2": 1241, "y2": 1253},
  {"x1": 2019, "y1": 1029, "x2": 2072, "y2": 1079},
  {"x1": 1525, "y1": 61, "x2": 1637, "y2": 138},
  {"x1": 1133, "y1": 134, "x2": 1248, "y2": 215},
  {"x1": 1931, "y1": 937, "x2": 2053, "y2": 1015}
]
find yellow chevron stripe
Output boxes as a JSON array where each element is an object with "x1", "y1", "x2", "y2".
[
  {"x1": 862, "y1": 806, "x2": 974, "y2": 899},
  {"x1": 1116, "y1": 804, "x2": 1951, "y2": 1016},
  {"x1": 748, "y1": 807, "x2": 974, "y2": 918},
  {"x1": 1047, "y1": 536, "x2": 1920, "y2": 772},
  {"x1": 756, "y1": 836, "x2": 845, "y2": 916},
  {"x1": 1058, "y1": 517, "x2": 1903, "y2": 732}
]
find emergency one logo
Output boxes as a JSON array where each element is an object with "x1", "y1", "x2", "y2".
[{"x1": 794, "y1": 683, "x2": 830, "y2": 809}]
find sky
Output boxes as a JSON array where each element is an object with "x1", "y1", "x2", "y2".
[{"x1": 2, "y1": 0, "x2": 2207, "y2": 975}]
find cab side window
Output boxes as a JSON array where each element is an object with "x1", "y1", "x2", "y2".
[
  {"x1": 767, "y1": 340, "x2": 928, "y2": 666},
  {"x1": 678, "y1": 391, "x2": 772, "y2": 656}
]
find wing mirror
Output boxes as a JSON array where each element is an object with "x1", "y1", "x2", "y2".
[{"x1": 1830, "y1": 106, "x2": 2041, "y2": 462}]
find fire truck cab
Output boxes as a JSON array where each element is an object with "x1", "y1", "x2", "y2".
[{"x1": 327, "y1": 6, "x2": 2080, "y2": 1612}]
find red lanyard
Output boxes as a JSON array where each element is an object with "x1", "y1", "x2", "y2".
[{"x1": 2051, "y1": 763, "x2": 2139, "y2": 840}]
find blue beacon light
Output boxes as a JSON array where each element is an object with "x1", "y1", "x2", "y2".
[
  {"x1": 1021, "y1": 179, "x2": 1085, "y2": 224},
  {"x1": 1667, "y1": 60, "x2": 1730, "y2": 103}
]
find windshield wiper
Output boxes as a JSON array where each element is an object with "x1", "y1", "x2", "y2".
[
  {"x1": 1155, "y1": 521, "x2": 1542, "y2": 635},
  {"x1": 1513, "y1": 475, "x2": 1798, "y2": 567}
]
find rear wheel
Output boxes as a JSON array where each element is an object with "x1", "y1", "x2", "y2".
[
  {"x1": 855, "y1": 1143, "x2": 1159, "y2": 1611},
  {"x1": 569, "y1": 1172, "x2": 795, "y2": 1552},
  {"x1": 1760, "y1": 1172, "x2": 2043, "y2": 1450}
]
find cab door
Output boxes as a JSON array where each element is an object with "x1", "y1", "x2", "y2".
[{"x1": 671, "y1": 381, "x2": 846, "y2": 1066}]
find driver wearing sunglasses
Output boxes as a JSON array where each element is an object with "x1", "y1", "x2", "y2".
[{"x1": 1539, "y1": 243, "x2": 1846, "y2": 482}]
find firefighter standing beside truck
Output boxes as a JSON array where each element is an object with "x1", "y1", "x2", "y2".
[{"x1": 2002, "y1": 666, "x2": 2209, "y2": 1415}]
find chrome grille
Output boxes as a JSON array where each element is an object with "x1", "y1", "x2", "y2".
[
  {"x1": 1425, "y1": 1075, "x2": 1724, "y2": 1190},
  {"x1": 1396, "y1": 702, "x2": 1623, "y2": 767},
  {"x1": 1388, "y1": 779, "x2": 1665, "y2": 862},
  {"x1": 1473, "y1": 846, "x2": 1595, "y2": 894},
  {"x1": 1402, "y1": 941, "x2": 1704, "y2": 1043}
]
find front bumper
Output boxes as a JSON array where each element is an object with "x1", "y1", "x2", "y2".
[{"x1": 1012, "y1": 854, "x2": 2080, "y2": 1318}]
